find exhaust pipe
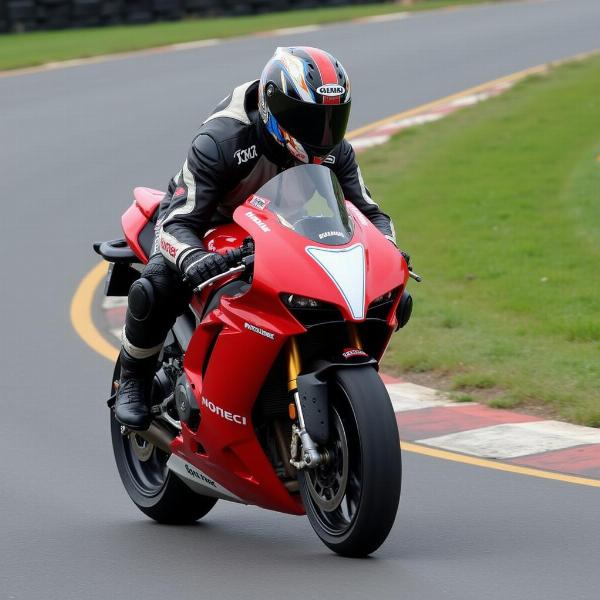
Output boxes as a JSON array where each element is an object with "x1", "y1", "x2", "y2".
[{"x1": 136, "y1": 421, "x2": 176, "y2": 454}]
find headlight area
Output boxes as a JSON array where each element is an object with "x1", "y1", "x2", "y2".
[
  {"x1": 280, "y1": 293, "x2": 343, "y2": 327},
  {"x1": 281, "y1": 294, "x2": 328, "y2": 309},
  {"x1": 372, "y1": 290, "x2": 395, "y2": 305},
  {"x1": 366, "y1": 288, "x2": 399, "y2": 320},
  {"x1": 280, "y1": 289, "x2": 411, "y2": 330},
  {"x1": 366, "y1": 287, "x2": 412, "y2": 329}
]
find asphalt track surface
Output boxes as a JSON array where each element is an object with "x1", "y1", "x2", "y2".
[{"x1": 1, "y1": 1, "x2": 599, "y2": 598}]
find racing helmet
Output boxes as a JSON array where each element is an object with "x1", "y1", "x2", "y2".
[{"x1": 258, "y1": 46, "x2": 352, "y2": 164}]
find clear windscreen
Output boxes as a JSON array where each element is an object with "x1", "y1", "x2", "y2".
[{"x1": 251, "y1": 164, "x2": 354, "y2": 246}]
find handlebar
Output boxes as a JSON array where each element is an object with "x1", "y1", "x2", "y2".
[{"x1": 192, "y1": 246, "x2": 421, "y2": 294}]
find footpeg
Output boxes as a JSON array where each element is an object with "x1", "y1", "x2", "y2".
[{"x1": 107, "y1": 384, "x2": 118, "y2": 408}]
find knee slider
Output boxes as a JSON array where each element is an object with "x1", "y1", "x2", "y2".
[
  {"x1": 144, "y1": 260, "x2": 179, "y2": 295},
  {"x1": 128, "y1": 278, "x2": 155, "y2": 322}
]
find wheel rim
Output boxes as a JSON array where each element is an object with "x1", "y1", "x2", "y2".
[
  {"x1": 117, "y1": 425, "x2": 170, "y2": 498},
  {"x1": 303, "y1": 406, "x2": 363, "y2": 537},
  {"x1": 130, "y1": 433, "x2": 154, "y2": 462}
]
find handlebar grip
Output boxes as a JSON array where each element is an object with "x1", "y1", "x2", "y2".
[
  {"x1": 223, "y1": 238, "x2": 255, "y2": 267},
  {"x1": 223, "y1": 248, "x2": 243, "y2": 267}
]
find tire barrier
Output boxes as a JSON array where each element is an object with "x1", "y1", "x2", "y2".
[{"x1": 0, "y1": 0, "x2": 389, "y2": 33}]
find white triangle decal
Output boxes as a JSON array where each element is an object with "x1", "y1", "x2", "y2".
[{"x1": 306, "y1": 244, "x2": 365, "y2": 319}]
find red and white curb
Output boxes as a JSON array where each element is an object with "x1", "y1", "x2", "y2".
[
  {"x1": 386, "y1": 377, "x2": 600, "y2": 479},
  {"x1": 348, "y1": 80, "x2": 513, "y2": 152}
]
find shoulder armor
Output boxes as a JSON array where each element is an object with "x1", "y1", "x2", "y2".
[{"x1": 204, "y1": 81, "x2": 258, "y2": 126}]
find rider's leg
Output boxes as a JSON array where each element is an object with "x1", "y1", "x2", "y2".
[{"x1": 115, "y1": 253, "x2": 190, "y2": 430}]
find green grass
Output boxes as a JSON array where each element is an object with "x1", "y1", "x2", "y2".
[
  {"x1": 0, "y1": 1, "x2": 496, "y2": 71},
  {"x1": 359, "y1": 55, "x2": 600, "y2": 426}
]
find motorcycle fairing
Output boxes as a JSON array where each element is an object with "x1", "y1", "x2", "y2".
[
  {"x1": 166, "y1": 455, "x2": 244, "y2": 503},
  {"x1": 118, "y1": 169, "x2": 408, "y2": 514},
  {"x1": 120, "y1": 187, "x2": 164, "y2": 263},
  {"x1": 169, "y1": 187, "x2": 405, "y2": 514}
]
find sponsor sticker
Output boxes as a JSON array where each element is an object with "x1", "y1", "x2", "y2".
[
  {"x1": 160, "y1": 238, "x2": 178, "y2": 258},
  {"x1": 249, "y1": 195, "x2": 269, "y2": 210},
  {"x1": 184, "y1": 463, "x2": 217, "y2": 487},
  {"x1": 245, "y1": 211, "x2": 271, "y2": 233},
  {"x1": 244, "y1": 321, "x2": 275, "y2": 340},
  {"x1": 201, "y1": 397, "x2": 247, "y2": 426},
  {"x1": 342, "y1": 348, "x2": 369, "y2": 360},
  {"x1": 318, "y1": 230, "x2": 346, "y2": 240},
  {"x1": 317, "y1": 84, "x2": 345, "y2": 97},
  {"x1": 173, "y1": 186, "x2": 186, "y2": 199},
  {"x1": 234, "y1": 145, "x2": 258, "y2": 165}
]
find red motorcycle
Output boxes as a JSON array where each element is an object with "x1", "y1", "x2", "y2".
[{"x1": 95, "y1": 164, "x2": 416, "y2": 557}]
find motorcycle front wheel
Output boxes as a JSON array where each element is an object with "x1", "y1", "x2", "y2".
[
  {"x1": 110, "y1": 358, "x2": 217, "y2": 524},
  {"x1": 298, "y1": 366, "x2": 401, "y2": 557}
]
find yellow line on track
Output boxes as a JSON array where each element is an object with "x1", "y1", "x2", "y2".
[
  {"x1": 402, "y1": 442, "x2": 600, "y2": 488},
  {"x1": 69, "y1": 53, "x2": 600, "y2": 489},
  {"x1": 70, "y1": 261, "x2": 119, "y2": 362}
]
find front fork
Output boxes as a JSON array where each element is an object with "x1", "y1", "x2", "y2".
[
  {"x1": 288, "y1": 337, "x2": 321, "y2": 469},
  {"x1": 287, "y1": 325, "x2": 362, "y2": 470}
]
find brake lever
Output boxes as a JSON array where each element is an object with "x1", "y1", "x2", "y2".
[
  {"x1": 409, "y1": 270, "x2": 423, "y2": 282},
  {"x1": 193, "y1": 264, "x2": 247, "y2": 294}
]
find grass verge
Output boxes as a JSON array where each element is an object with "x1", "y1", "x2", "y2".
[
  {"x1": 359, "y1": 55, "x2": 600, "y2": 426},
  {"x1": 1, "y1": 1, "x2": 497, "y2": 71}
]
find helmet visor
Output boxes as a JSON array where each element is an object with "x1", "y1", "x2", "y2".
[{"x1": 268, "y1": 87, "x2": 351, "y2": 153}]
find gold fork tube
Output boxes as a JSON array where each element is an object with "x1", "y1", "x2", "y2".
[
  {"x1": 347, "y1": 324, "x2": 363, "y2": 350},
  {"x1": 287, "y1": 337, "x2": 302, "y2": 392}
]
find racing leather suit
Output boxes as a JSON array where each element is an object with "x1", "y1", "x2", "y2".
[{"x1": 121, "y1": 80, "x2": 397, "y2": 360}]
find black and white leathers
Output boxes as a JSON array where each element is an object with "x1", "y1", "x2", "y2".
[{"x1": 157, "y1": 80, "x2": 396, "y2": 274}]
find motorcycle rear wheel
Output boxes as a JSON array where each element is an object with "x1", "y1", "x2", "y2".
[
  {"x1": 110, "y1": 358, "x2": 217, "y2": 524},
  {"x1": 298, "y1": 366, "x2": 401, "y2": 557}
]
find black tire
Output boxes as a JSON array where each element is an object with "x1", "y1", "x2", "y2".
[
  {"x1": 110, "y1": 359, "x2": 217, "y2": 524},
  {"x1": 298, "y1": 366, "x2": 401, "y2": 557}
]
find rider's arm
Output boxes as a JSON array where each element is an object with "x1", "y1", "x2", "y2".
[
  {"x1": 330, "y1": 140, "x2": 397, "y2": 245},
  {"x1": 158, "y1": 133, "x2": 224, "y2": 272}
]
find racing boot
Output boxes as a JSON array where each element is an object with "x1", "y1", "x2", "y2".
[{"x1": 114, "y1": 349, "x2": 158, "y2": 431}]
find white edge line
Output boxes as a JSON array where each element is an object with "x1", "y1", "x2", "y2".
[{"x1": 0, "y1": 9, "x2": 411, "y2": 78}]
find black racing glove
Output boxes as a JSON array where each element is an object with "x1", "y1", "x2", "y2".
[{"x1": 181, "y1": 250, "x2": 229, "y2": 289}]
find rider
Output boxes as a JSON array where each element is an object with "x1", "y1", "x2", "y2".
[{"x1": 115, "y1": 46, "x2": 401, "y2": 430}]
